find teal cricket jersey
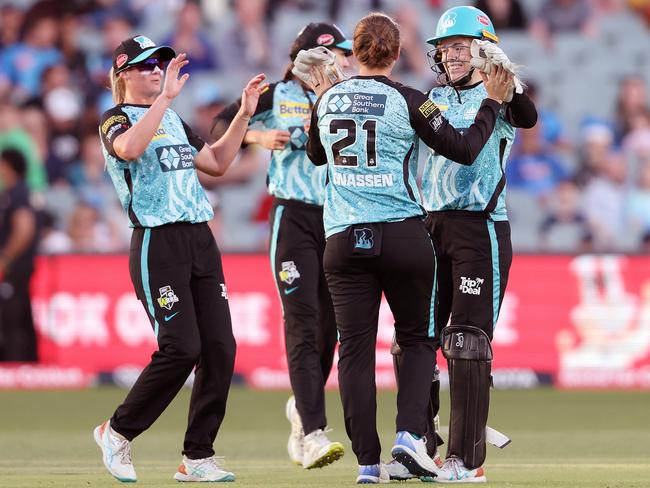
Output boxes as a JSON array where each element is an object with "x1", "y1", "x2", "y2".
[
  {"x1": 306, "y1": 75, "x2": 501, "y2": 237},
  {"x1": 213, "y1": 80, "x2": 326, "y2": 205},
  {"x1": 99, "y1": 104, "x2": 213, "y2": 227},
  {"x1": 422, "y1": 82, "x2": 524, "y2": 220}
]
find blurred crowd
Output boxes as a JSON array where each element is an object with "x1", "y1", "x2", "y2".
[{"x1": 1, "y1": 0, "x2": 650, "y2": 255}]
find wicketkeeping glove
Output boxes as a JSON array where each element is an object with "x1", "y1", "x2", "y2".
[
  {"x1": 470, "y1": 39, "x2": 523, "y2": 102},
  {"x1": 292, "y1": 47, "x2": 346, "y2": 90}
]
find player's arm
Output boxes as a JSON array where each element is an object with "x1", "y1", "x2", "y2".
[
  {"x1": 0, "y1": 207, "x2": 35, "y2": 275},
  {"x1": 306, "y1": 98, "x2": 327, "y2": 166},
  {"x1": 405, "y1": 87, "x2": 501, "y2": 166},
  {"x1": 210, "y1": 82, "x2": 286, "y2": 148},
  {"x1": 195, "y1": 74, "x2": 267, "y2": 176},
  {"x1": 503, "y1": 91, "x2": 537, "y2": 129}
]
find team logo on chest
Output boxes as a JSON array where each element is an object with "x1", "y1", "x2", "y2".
[{"x1": 288, "y1": 125, "x2": 308, "y2": 150}]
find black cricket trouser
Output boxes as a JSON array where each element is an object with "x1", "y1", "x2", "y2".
[
  {"x1": 425, "y1": 211, "x2": 512, "y2": 462},
  {"x1": 0, "y1": 269, "x2": 37, "y2": 362},
  {"x1": 110, "y1": 222, "x2": 236, "y2": 459},
  {"x1": 324, "y1": 217, "x2": 438, "y2": 466},
  {"x1": 269, "y1": 198, "x2": 337, "y2": 435},
  {"x1": 425, "y1": 211, "x2": 512, "y2": 340}
]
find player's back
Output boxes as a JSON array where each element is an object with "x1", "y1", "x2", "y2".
[{"x1": 313, "y1": 75, "x2": 425, "y2": 237}]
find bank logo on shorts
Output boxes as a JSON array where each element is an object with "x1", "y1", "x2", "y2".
[
  {"x1": 354, "y1": 228, "x2": 374, "y2": 249},
  {"x1": 156, "y1": 144, "x2": 194, "y2": 172},
  {"x1": 157, "y1": 285, "x2": 179, "y2": 309},
  {"x1": 279, "y1": 261, "x2": 300, "y2": 284},
  {"x1": 328, "y1": 93, "x2": 387, "y2": 116},
  {"x1": 459, "y1": 276, "x2": 484, "y2": 295}
]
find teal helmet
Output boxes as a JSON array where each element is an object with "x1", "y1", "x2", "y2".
[
  {"x1": 426, "y1": 6, "x2": 498, "y2": 86},
  {"x1": 427, "y1": 6, "x2": 498, "y2": 46}
]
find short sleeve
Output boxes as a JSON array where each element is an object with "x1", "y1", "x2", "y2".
[
  {"x1": 181, "y1": 119, "x2": 206, "y2": 154},
  {"x1": 99, "y1": 107, "x2": 131, "y2": 159}
]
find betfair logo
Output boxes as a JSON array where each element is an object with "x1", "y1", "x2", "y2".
[{"x1": 279, "y1": 101, "x2": 310, "y2": 117}]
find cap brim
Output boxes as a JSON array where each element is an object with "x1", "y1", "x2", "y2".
[
  {"x1": 129, "y1": 46, "x2": 176, "y2": 65},
  {"x1": 335, "y1": 40, "x2": 353, "y2": 53}
]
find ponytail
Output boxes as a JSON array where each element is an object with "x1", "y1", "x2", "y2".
[{"x1": 109, "y1": 67, "x2": 126, "y2": 104}]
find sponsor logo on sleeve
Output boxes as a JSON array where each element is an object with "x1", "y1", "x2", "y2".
[
  {"x1": 429, "y1": 113, "x2": 444, "y2": 132},
  {"x1": 155, "y1": 144, "x2": 195, "y2": 171},
  {"x1": 101, "y1": 115, "x2": 127, "y2": 134},
  {"x1": 418, "y1": 99, "x2": 438, "y2": 118},
  {"x1": 327, "y1": 93, "x2": 386, "y2": 116}
]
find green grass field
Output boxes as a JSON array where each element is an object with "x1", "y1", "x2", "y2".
[{"x1": 0, "y1": 387, "x2": 649, "y2": 487}]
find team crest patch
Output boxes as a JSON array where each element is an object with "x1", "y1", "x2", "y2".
[
  {"x1": 157, "y1": 285, "x2": 179, "y2": 309},
  {"x1": 279, "y1": 261, "x2": 300, "y2": 284},
  {"x1": 354, "y1": 228, "x2": 374, "y2": 249},
  {"x1": 439, "y1": 12, "x2": 457, "y2": 35},
  {"x1": 133, "y1": 35, "x2": 156, "y2": 49}
]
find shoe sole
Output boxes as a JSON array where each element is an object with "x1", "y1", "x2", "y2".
[
  {"x1": 174, "y1": 472, "x2": 235, "y2": 482},
  {"x1": 435, "y1": 476, "x2": 487, "y2": 483},
  {"x1": 93, "y1": 426, "x2": 137, "y2": 483},
  {"x1": 304, "y1": 443, "x2": 345, "y2": 469},
  {"x1": 391, "y1": 446, "x2": 438, "y2": 478}
]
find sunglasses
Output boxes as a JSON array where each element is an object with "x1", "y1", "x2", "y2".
[{"x1": 131, "y1": 58, "x2": 167, "y2": 72}]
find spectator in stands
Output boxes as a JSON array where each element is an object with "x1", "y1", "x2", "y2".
[
  {"x1": 531, "y1": 0, "x2": 597, "y2": 47},
  {"x1": 582, "y1": 151, "x2": 628, "y2": 250},
  {"x1": 628, "y1": 0, "x2": 650, "y2": 27},
  {"x1": 622, "y1": 108, "x2": 650, "y2": 161},
  {"x1": 66, "y1": 201, "x2": 121, "y2": 253},
  {"x1": 626, "y1": 159, "x2": 650, "y2": 245},
  {"x1": 0, "y1": 4, "x2": 24, "y2": 49},
  {"x1": 474, "y1": 0, "x2": 528, "y2": 30},
  {"x1": 506, "y1": 123, "x2": 570, "y2": 197},
  {"x1": 0, "y1": 102, "x2": 48, "y2": 193},
  {"x1": 613, "y1": 75, "x2": 649, "y2": 144},
  {"x1": 539, "y1": 180, "x2": 592, "y2": 252},
  {"x1": 232, "y1": 0, "x2": 269, "y2": 69},
  {"x1": 0, "y1": 149, "x2": 38, "y2": 362},
  {"x1": 525, "y1": 80, "x2": 569, "y2": 151},
  {"x1": 574, "y1": 121, "x2": 615, "y2": 186},
  {"x1": 162, "y1": 1, "x2": 220, "y2": 74},
  {"x1": 0, "y1": 14, "x2": 62, "y2": 102}
]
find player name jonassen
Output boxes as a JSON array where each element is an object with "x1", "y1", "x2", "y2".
[{"x1": 332, "y1": 172, "x2": 394, "y2": 187}]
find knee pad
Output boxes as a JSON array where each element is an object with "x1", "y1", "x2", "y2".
[{"x1": 441, "y1": 325, "x2": 492, "y2": 469}]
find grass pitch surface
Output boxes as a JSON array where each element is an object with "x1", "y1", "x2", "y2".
[{"x1": 0, "y1": 387, "x2": 648, "y2": 487}]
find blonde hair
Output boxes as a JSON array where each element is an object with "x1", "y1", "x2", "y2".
[{"x1": 109, "y1": 67, "x2": 127, "y2": 104}]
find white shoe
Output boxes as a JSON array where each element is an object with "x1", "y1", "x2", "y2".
[
  {"x1": 384, "y1": 459, "x2": 414, "y2": 480},
  {"x1": 302, "y1": 428, "x2": 344, "y2": 469},
  {"x1": 356, "y1": 463, "x2": 390, "y2": 484},
  {"x1": 173, "y1": 455, "x2": 235, "y2": 482},
  {"x1": 390, "y1": 431, "x2": 441, "y2": 478},
  {"x1": 436, "y1": 457, "x2": 486, "y2": 483},
  {"x1": 387, "y1": 451, "x2": 443, "y2": 481},
  {"x1": 93, "y1": 420, "x2": 137, "y2": 482},
  {"x1": 285, "y1": 396, "x2": 304, "y2": 465}
]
